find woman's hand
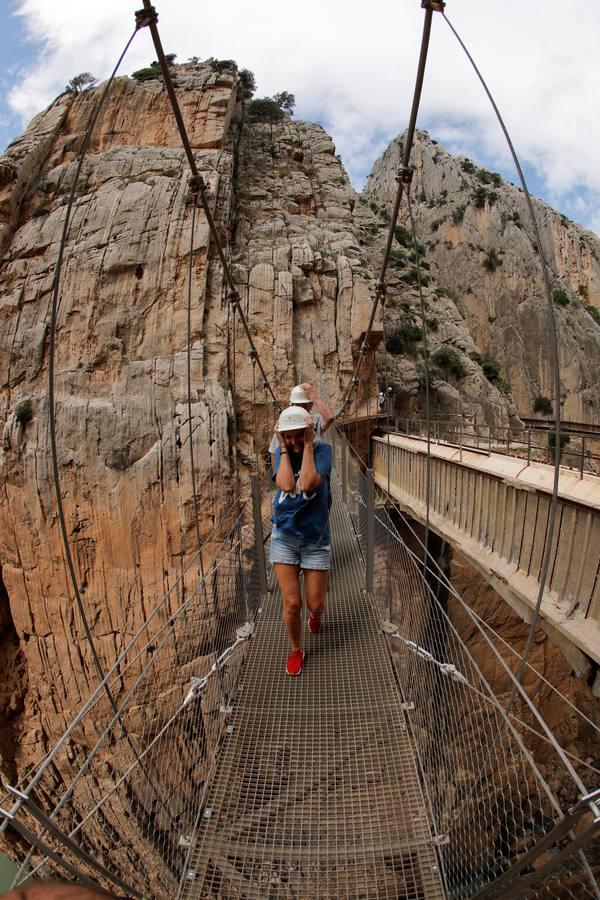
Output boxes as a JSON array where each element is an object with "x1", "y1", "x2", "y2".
[
  {"x1": 303, "y1": 415, "x2": 315, "y2": 444},
  {"x1": 274, "y1": 420, "x2": 286, "y2": 448},
  {"x1": 300, "y1": 382, "x2": 317, "y2": 402}
]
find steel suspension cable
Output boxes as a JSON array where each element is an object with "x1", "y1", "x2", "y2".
[
  {"x1": 138, "y1": 1, "x2": 278, "y2": 408},
  {"x1": 185, "y1": 188, "x2": 228, "y2": 707},
  {"x1": 405, "y1": 190, "x2": 432, "y2": 559},
  {"x1": 40, "y1": 20, "x2": 178, "y2": 836},
  {"x1": 338, "y1": 0, "x2": 443, "y2": 419}
]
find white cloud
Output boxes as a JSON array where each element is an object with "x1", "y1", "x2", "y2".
[{"x1": 6, "y1": 0, "x2": 600, "y2": 232}]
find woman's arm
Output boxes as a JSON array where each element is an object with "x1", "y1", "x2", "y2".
[
  {"x1": 301, "y1": 382, "x2": 334, "y2": 431},
  {"x1": 298, "y1": 418, "x2": 323, "y2": 493},
  {"x1": 274, "y1": 427, "x2": 296, "y2": 492}
]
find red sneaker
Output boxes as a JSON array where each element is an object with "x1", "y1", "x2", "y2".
[
  {"x1": 286, "y1": 648, "x2": 305, "y2": 676},
  {"x1": 308, "y1": 613, "x2": 321, "y2": 635}
]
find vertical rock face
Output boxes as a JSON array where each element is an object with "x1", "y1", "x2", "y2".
[
  {"x1": 230, "y1": 119, "x2": 379, "y2": 454},
  {"x1": 0, "y1": 64, "x2": 379, "y2": 799},
  {"x1": 354, "y1": 192, "x2": 513, "y2": 427},
  {"x1": 365, "y1": 131, "x2": 600, "y2": 423}
]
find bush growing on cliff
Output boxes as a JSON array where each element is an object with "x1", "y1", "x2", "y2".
[
  {"x1": 14, "y1": 399, "x2": 33, "y2": 424},
  {"x1": 483, "y1": 249, "x2": 503, "y2": 271},
  {"x1": 470, "y1": 350, "x2": 497, "y2": 380},
  {"x1": 533, "y1": 395, "x2": 553, "y2": 415},
  {"x1": 65, "y1": 72, "x2": 97, "y2": 93},
  {"x1": 132, "y1": 55, "x2": 177, "y2": 82},
  {"x1": 452, "y1": 204, "x2": 466, "y2": 225},
  {"x1": 394, "y1": 224, "x2": 412, "y2": 248},
  {"x1": 548, "y1": 430, "x2": 570, "y2": 450},
  {"x1": 472, "y1": 186, "x2": 488, "y2": 209},
  {"x1": 431, "y1": 346, "x2": 467, "y2": 380},
  {"x1": 238, "y1": 68, "x2": 256, "y2": 100},
  {"x1": 388, "y1": 248, "x2": 405, "y2": 268},
  {"x1": 248, "y1": 97, "x2": 285, "y2": 121},
  {"x1": 385, "y1": 320, "x2": 423, "y2": 354},
  {"x1": 210, "y1": 58, "x2": 236, "y2": 73},
  {"x1": 248, "y1": 91, "x2": 295, "y2": 122},
  {"x1": 552, "y1": 287, "x2": 570, "y2": 306}
]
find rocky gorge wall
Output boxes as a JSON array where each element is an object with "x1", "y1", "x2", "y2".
[
  {"x1": 0, "y1": 62, "x2": 380, "y2": 814},
  {"x1": 365, "y1": 131, "x2": 600, "y2": 425}
]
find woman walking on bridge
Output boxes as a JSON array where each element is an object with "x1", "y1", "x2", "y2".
[{"x1": 270, "y1": 406, "x2": 332, "y2": 676}]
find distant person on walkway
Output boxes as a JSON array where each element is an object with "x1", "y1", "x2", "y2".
[
  {"x1": 269, "y1": 383, "x2": 334, "y2": 470},
  {"x1": 270, "y1": 406, "x2": 332, "y2": 676}
]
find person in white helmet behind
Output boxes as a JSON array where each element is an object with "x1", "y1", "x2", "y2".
[
  {"x1": 269, "y1": 383, "x2": 334, "y2": 471},
  {"x1": 270, "y1": 405, "x2": 332, "y2": 676}
]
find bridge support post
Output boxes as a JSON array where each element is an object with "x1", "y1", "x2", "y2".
[
  {"x1": 341, "y1": 439, "x2": 348, "y2": 504},
  {"x1": 366, "y1": 469, "x2": 375, "y2": 593},
  {"x1": 251, "y1": 475, "x2": 268, "y2": 596}
]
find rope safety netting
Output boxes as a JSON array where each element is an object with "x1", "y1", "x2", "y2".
[{"x1": 0, "y1": 0, "x2": 598, "y2": 898}]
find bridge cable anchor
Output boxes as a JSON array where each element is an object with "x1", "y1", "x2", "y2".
[
  {"x1": 396, "y1": 164, "x2": 414, "y2": 187},
  {"x1": 421, "y1": 0, "x2": 445, "y2": 12},
  {"x1": 134, "y1": 6, "x2": 158, "y2": 29}
]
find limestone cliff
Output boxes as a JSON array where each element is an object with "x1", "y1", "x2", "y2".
[
  {"x1": 0, "y1": 62, "x2": 379, "y2": 800},
  {"x1": 364, "y1": 131, "x2": 600, "y2": 424}
]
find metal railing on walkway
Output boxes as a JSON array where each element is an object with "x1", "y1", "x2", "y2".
[
  {"x1": 377, "y1": 414, "x2": 600, "y2": 478},
  {"x1": 333, "y1": 429, "x2": 600, "y2": 899}
]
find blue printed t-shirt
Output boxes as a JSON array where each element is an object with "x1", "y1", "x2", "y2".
[{"x1": 272, "y1": 442, "x2": 332, "y2": 542}]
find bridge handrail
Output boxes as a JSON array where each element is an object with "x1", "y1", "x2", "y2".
[{"x1": 369, "y1": 417, "x2": 600, "y2": 480}]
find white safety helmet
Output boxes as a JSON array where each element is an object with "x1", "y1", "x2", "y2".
[
  {"x1": 278, "y1": 406, "x2": 309, "y2": 432},
  {"x1": 289, "y1": 385, "x2": 311, "y2": 405}
]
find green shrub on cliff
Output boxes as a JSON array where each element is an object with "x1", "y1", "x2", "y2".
[
  {"x1": 238, "y1": 69, "x2": 256, "y2": 100},
  {"x1": 14, "y1": 399, "x2": 33, "y2": 424},
  {"x1": 552, "y1": 288, "x2": 570, "y2": 306},
  {"x1": 431, "y1": 346, "x2": 467, "y2": 380},
  {"x1": 248, "y1": 92, "x2": 295, "y2": 122},
  {"x1": 533, "y1": 395, "x2": 553, "y2": 415}
]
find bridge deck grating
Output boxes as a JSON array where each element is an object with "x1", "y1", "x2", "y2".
[{"x1": 181, "y1": 474, "x2": 445, "y2": 899}]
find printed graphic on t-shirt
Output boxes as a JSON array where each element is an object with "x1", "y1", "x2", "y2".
[{"x1": 272, "y1": 442, "x2": 332, "y2": 542}]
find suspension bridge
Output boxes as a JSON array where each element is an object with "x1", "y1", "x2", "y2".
[{"x1": 1, "y1": 1, "x2": 600, "y2": 898}]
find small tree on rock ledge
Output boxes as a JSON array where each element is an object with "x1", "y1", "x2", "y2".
[
  {"x1": 65, "y1": 72, "x2": 97, "y2": 93},
  {"x1": 248, "y1": 91, "x2": 296, "y2": 122}
]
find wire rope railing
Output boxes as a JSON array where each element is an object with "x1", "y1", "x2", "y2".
[{"x1": 2, "y1": 501, "x2": 263, "y2": 897}]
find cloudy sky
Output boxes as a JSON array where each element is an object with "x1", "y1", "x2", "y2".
[{"x1": 1, "y1": 0, "x2": 599, "y2": 234}]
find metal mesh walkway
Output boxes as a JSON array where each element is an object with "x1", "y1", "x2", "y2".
[{"x1": 181, "y1": 474, "x2": 445, "y2": 899}]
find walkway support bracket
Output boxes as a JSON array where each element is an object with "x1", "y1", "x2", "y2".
[{"x1": 251, "y1": 475, "x2": 268, "y2": 596}]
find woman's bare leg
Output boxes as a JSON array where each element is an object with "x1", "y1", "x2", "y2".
[
  {"x1": 274, "y1": 563, "x2": 302, "y2": 650},
  {"x1": 304, "y1": 569, "x2": 328, "y2": 619}
]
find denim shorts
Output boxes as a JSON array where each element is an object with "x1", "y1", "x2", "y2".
[{"x1": 269, "y1": 525, "x2": 331, "y2": 571}]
